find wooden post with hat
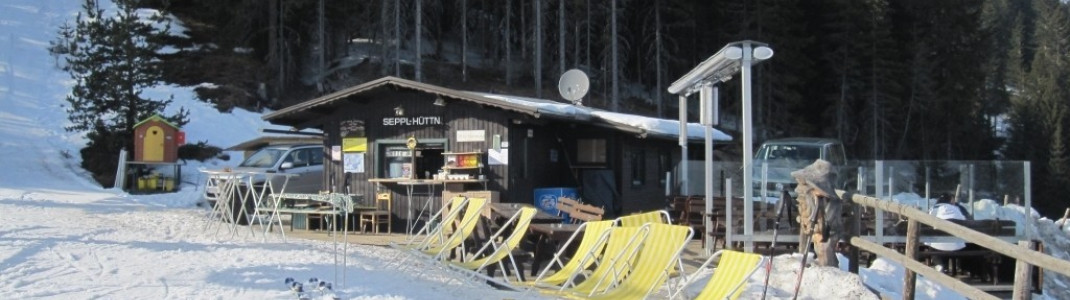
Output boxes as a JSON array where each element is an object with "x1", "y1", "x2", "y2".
[{"x1": 790, "y1": 159, "x2": 843, "y2": 267}]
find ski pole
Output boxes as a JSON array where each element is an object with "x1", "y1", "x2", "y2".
[
  {"x1": 762, "y1": 188, "x2": 793, "y2": 300},
  {"x1": 792, "y1": 194, "x2": 823, "y2": 300}
]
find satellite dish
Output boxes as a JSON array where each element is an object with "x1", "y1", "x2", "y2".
[{"x1": 558, "y1": 69, "x2": 590, "y2": 105}]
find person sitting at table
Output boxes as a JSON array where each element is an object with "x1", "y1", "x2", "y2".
[{"x1": 926, "y1": 193, "x2": 968, "y2": 273}]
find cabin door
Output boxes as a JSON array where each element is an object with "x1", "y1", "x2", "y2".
[
  {"x1": 143, "y1": 125, "x2": 164, "y2": 161},
  {"x1": 580, "y1": 169, "x2": 618, "y2": 216}
]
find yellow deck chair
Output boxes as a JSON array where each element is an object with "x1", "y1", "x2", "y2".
[
  {"x1": 615, "y1": 209, "x2": 685, "y2": 276},
  {"x1": 421, "y1": 197, "x2": 487, "y2": 259},
  {"x1": 570, "y1": 223, "x2": 694, "y2": 300},
  {"x1": 616, "y1": 210, "x2": 672, "y2": 227},
  {"x1": 539, "y1": 213, "x2": 665, "y2": 289},
  {"x1": 682, "y1": 250, "x2": 766, "y2": 300},
  {"x1": 539, "y1": 225, "x2": 651, "y2": 297},
  {"x1": 397, "y1": 196, "x2": 469, "y2": 248},
  {"x1": 388, "y1": 197, "x2": 483, "y2": 269},
  {"x1": 447, "y1": 207, "x2": 538, "y2": 285},
  {"x1": 410, "y1": 196, "x2": 470, "y2": 248},
  {"x1": 525, "y1": 219, "x2": 616, "y2": 287}
]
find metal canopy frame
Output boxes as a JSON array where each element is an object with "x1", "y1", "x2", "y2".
[{"x1": 668, "y1": 40, "x2": 773, "y2": 253}]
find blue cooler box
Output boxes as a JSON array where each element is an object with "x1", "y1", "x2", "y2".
[{"x1": 534, "y1": 187, "x2": 578, "y2": 222}]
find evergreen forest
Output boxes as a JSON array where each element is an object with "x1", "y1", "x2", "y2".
[{"x1": 82, "y1": 0, "x2": 1069, "y2": 216}]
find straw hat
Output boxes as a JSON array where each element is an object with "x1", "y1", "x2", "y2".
[{"x1": 790, "y1": 159, "x2": 837, "y2": 198}]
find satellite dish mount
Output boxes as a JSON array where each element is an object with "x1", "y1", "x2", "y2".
[{"x1": 558, "y1": 69, "x2": 590, "y2": 106}]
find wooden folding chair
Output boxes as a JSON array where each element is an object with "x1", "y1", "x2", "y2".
[
  {"x1": 358, "y1": 192, "x2": 392, "y2": 234},
  {"x1": 685, "y1": 196, "x2": 708, "y2": 244},
  {"x1": 671, "y1": 196, "x2": 691, "y2": 225},
  {"x1": 557, "y1": 197, "x2": 579, "y2": 221},
  {"x1": 569, "y1": 202, "x2": 604, "y2": 223}
]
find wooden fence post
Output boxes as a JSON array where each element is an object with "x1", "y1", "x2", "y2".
[
  {"x1": 850, "y1": 200, "x2": 861, "y2": 274},
  {"x1": 902, "y1": 219, "x2": 919, "y2": 300},
  {"x1": 1013, "y1": 240, "x2": 1034, "y2": 300}
]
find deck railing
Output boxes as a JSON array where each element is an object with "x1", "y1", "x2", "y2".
[{"x1": 839, "y1": 190, "x2": 1070, "y2": 300}]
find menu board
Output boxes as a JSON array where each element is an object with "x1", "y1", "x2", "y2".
[{"x1": 446, "y1": 153, "x2": 480, "y2": 168}]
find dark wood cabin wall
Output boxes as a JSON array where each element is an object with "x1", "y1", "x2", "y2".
[
  {"x1": 317, "y1": 88, "x2": 518, "y2": 228},
  {"x1": 440, "y1": 98, "x2": 511, "y2": 193},
  {"x1": 299, "y1": 87, "x2": 693, "y2": 227},
  {"x1": 505, "y1": 122, "x2": 580, "y2": 206},
  {"x1": 549, "y1": 123, "x2": 622, "y2": 214},
  {"x1": 619, "y1": 136, "x2": 678, "y2": 214},
  {"x1": 543, "y1": 124, "x2": 681, "y2": 216}
]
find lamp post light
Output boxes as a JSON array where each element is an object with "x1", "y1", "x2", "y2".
[{"x1": 668, "y1": 40, "x2": 772, "y2": 252}]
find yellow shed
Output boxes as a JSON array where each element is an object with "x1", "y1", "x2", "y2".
[{"x1": 132, "y1": 114, "x2": 181, "y2": 163}]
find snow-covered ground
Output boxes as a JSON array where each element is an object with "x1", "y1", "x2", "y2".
[{"x1": 1, "y1": 0, "x2": 1068, "y2": 299}]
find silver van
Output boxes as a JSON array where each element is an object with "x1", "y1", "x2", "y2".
[{"x1": 752, "y1": 138, "x2": 848, "y2": 198}]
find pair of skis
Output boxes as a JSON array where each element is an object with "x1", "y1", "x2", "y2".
[
  {"x1": 761, "y1": 188, "x2": 815, "y2": 300},
  {"x1": 285, "y1": 277, "x2": 338, "y2": 300}
]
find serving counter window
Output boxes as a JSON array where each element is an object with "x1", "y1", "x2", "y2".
[
  {"x1": 376, "y1": 139, "x2": 446, "y2": 179},
  {"x1": 382, "y1": 146, "x2": 412, "y2": 178}
]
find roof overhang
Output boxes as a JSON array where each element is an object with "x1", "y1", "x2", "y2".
[
  {"x1": 263, "y1": 76, "x2": 541, "y2": 129},
  {"x1": 225, "y1": 135, "x2": 323, "y2": 151},
  {"x1": 263, "y1": 76, "x2": 731, "y2": 143}
]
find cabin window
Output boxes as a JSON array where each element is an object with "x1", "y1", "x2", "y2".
[
  {"x1": 630, "y1": 149, "x2": 646, "y2": 187},
  {"x1": 658, "y1": 149, "x2": 672, "y2": 186},
  {"x1": 522, "y1": 138, "x2": 530, "y2": 179},
  {"x1": 576, "y1": 139, "x2": 607, "y2": 164},
  {"x1": 380, "y1": 145, "x2": 413, "y2": 179}
]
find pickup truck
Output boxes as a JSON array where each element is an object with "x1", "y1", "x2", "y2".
[{"x1": 752, "y1": 137, "x2": 850, "y2": 199}]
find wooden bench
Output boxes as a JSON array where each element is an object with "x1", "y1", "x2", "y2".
[
  {"x1": 669, "y1": 196, "x2": 779, "y2": 250},
  {"x1": 268, "y1": 193, "x2": 368, "y2": 231},
  {"x1": 889, "y1": 219, "x2": 1017, "y2": 284},
  {"x1": 892, "y1": 219, "x2": 1017, "y2": 236}
]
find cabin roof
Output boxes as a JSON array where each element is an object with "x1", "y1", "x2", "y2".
[{"x1": 263, "y1": 76, "x2": 731, "y2": 142}]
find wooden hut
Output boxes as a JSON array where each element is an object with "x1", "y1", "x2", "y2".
[
  {"x1": 127, "y1": 114, "x2": 183, "y2": 193},
  {"x1": 262, "y1": 76, "x2": 731, "y2": 224},
  {"x1": 133, "y1": 114, "x2": 181, "y2": 163}
]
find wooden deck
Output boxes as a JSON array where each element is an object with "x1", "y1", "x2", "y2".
[
  {"x1": 261, "y1": 218, "x2": 713, "y2": 273},
  {"x1": 251, "y1": 218, "x2": 1023, "y2": 298}
]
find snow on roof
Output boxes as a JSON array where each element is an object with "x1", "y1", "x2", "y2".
[{"x1": 472, "y1": 92, "x2": 732, "y2": 142}]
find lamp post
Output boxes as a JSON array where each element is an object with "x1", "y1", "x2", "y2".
[{"x1": 668, "y1": 40, "x2": 773, "y2": 252}]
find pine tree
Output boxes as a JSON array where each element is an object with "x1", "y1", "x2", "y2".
[
  {"x1": 1008, "y1": 0, "x2": 1070, "y2": 215},
  {"x1": 49, "y1": 0, "x2": 188, "y2": 186},
  {"x1": 1035, "y1": 0, "x2": 1070, "y2": 213}
]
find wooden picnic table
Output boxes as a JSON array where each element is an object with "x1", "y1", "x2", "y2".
[
  {"x1": 481, "y1": 203, "x2": 565, "y2": 278},
  {"x1": 526, "y1": 223, "x2": 584, "y2": 277},
  {"x1": 487, "y1": 202, "x2": 563, "y2": 223},
  {"x1": 268, "y1": 193, "x2": 373, "y2": 233}
]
